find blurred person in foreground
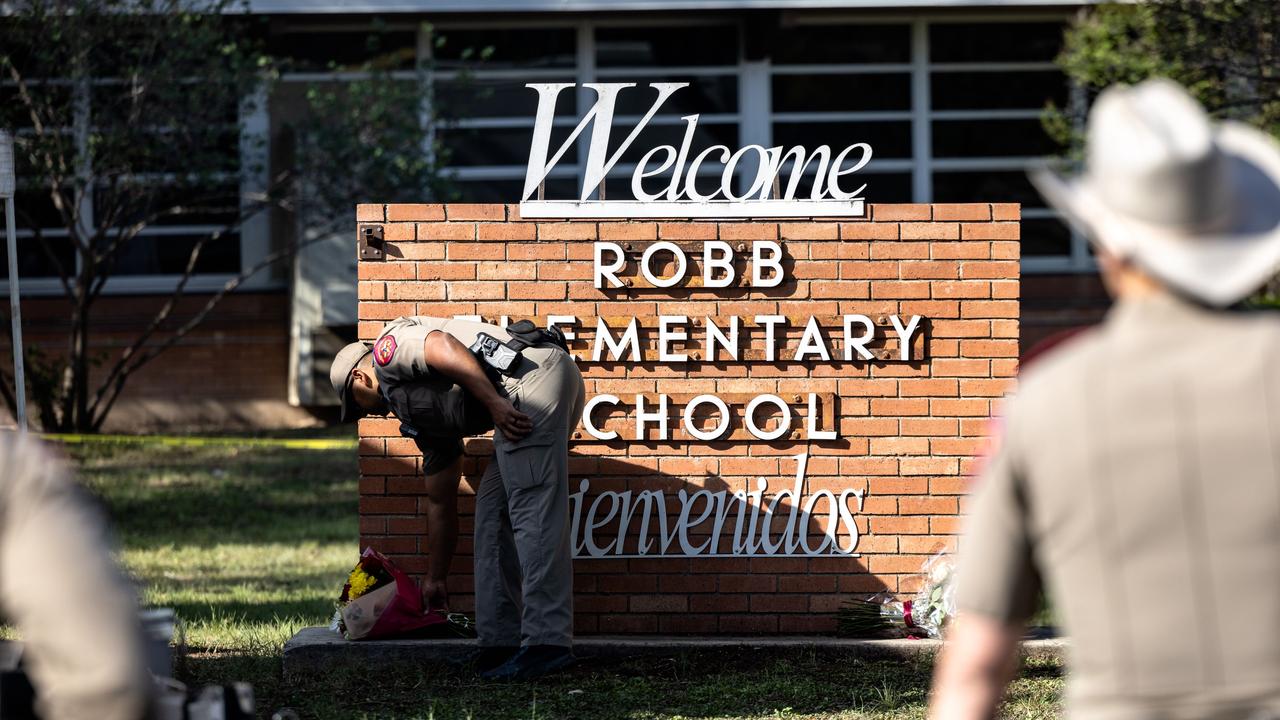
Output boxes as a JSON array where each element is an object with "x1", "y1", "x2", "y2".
[
  {"x1": 930, "y1": 78, "x2": 1280, "y2": 720},
  {"x1": 0, "y1": 431, "x2": 151, "y2": 719}
]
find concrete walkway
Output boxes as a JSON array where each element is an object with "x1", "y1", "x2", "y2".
[{"x1": 282, "y1": 627, "x2": 1065, "y2": 680}]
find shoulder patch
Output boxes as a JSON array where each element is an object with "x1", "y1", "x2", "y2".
[{"x1": 373, "y1": 335, "x2": 398, "y2": 366}]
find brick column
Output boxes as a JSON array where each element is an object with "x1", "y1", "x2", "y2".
[{"x1": 356, "y1": 202, "x2": 1020, "y2": 635}]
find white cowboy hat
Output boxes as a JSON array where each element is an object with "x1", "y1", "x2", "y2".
[{"x1": 1030, "y1": 78, "x2": 1280, "y2": 307}]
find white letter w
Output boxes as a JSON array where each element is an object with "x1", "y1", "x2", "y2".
[{"x1": 522, "y1": 82, "x2": 688, "y2": 202}]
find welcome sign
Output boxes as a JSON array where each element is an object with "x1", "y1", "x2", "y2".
[
  {"x1": 356, "y1": 82, "x2": 1020, "y2": 632},
  {"x1": 519, "y1": 82, "x2": 871, "y2": 218}
]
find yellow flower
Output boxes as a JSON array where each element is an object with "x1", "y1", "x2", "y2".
[{"x1": 347, "y1": 566, "x2": 378, "y2": 600}]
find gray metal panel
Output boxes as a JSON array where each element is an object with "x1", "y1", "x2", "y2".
[{"x1": 247, "y1": 0, "x2": 1089, "y2": 13}]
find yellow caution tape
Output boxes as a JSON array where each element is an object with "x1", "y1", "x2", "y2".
[{"x1": 41, "y1": 433, "x2": 356, "y2": 451}]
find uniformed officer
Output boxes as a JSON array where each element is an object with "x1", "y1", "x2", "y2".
[
  {"x1": 0, "y1": 432, "x2": 152, "y2": 719},
  {"x1": 329, "y1": 315, "x2": 585, "y2": 681},
  {"x1": 932, "y1": 80, "x2": 1280, "y2": 719}
]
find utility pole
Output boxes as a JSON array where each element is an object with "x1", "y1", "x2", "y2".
[{"x1": 0, "y1": 130, "x2": 27, "y2": 431}]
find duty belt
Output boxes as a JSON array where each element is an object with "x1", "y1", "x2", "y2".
[{"x1": 468, "y1": 319, "x2": 569, "y2": 377}]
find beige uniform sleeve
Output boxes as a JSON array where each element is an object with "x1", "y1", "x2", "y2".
[
  {"x1": 954, "y1": 413, "x2": 1041, "y2": 625},
  {"x1": 0, "y1": 434, "x2": 150, "y2": 720},
  {"x1": 372, "y1": 317, "x2": 442, "y2": 386}
]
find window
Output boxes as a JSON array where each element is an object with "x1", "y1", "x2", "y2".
[
  {"x1": 0, "y1": 18, "x2": 271, "y2": 296},
  {"x1": 927, "y1": 19, "x2": 1081, "y2": 268},
  {"x1": 770, "y1": 21, "x2": 915, "y2": 206}
]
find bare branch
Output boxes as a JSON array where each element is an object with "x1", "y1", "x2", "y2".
[{"x1": 89, "y1": 230, "x2": 330, "y2": 430}]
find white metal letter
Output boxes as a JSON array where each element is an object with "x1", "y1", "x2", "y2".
[
  {"x1": 702, "y1": 240, "x2": 736, "y2": 288},
  {"x1": 641, "y1": 241, "x2": 688, "y2": 289},
  {"x1": 752, "y1": 240, "x2": 784, "y2": 288},
  {"x1": 635, "y1": 394, "x2": 670, "y2": 441},
  {"x1": 593, "y1": 317, "x2": 641, "y2": 362},
  {"x1": 658, "y1": 315, "x2": 689, "y2": 362},
  {"x1": 745, "y1": 394, "x2": 791, "y2": 441},
  {"x1": 683, "y1": 394, "x2": 731, "y2": 441},
  {"x1": 583, "y1": 394, "x2": 620, "y2": 441},
  {"x1": 594, "y1": 242, "x2": 626, "y2": 289},
  {"x1": 890, "y1": 314, "x2": 923, "y2": 361}
]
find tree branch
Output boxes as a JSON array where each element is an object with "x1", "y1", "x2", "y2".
[{"x1": 88, "y1": 229, "x2": 328, "y2": 430}]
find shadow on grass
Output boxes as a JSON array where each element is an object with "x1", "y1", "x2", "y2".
[
  {"x1": 71, "y1": 443, "x2": 358, "y2": 547},
  {"x1": 196, "y1": 648, "x2": 954, "y2": 720},
  {"x1": 180, "y1": 646, "x2": 1065, "y2": 720}
]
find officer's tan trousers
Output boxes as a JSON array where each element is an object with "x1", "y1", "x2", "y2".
[{"x1": 474, "y1": 347, "x2": 585, "y2": 648}]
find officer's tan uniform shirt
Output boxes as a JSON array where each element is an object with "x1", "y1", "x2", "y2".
[
  {"x1": 0, "y1": 433, "x2": 151, "y2": 720},
  {"x1": 958, "y1": 293, "x2": 1280, "y2": 718},
  {"x1": 373, "y1": 316, "x2": 513, "y2": 388}
]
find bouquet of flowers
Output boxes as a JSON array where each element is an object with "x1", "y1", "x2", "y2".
[
  {"x1": 330, "y1": 547, "x2": 475, "y2": 641},
  {"x1": 836, "y1": 550, "x2": 956, "y2": 639}
]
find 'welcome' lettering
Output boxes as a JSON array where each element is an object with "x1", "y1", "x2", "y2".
[{"x1": 520, "y1": 83, "x2": 872, "y2": 218}]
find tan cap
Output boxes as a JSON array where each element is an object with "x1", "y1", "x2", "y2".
[{"x1": 329, "y1": 341, "x2": 372, "y2": 422}]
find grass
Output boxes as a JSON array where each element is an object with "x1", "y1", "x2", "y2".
[{"x1": 64, "y1": 434, "x2": 1064, "y2": 719}]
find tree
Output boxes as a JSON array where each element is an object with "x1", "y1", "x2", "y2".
[
  {"x1": 0, "y1": 1, "x2": 448, "y2": 431},
  {"x1": 1047, "y1": 1, "x2": 1280, "y2": 300},
  {"x1": 1047, "y1": 2, "x2": 1280, "y2": 150}
]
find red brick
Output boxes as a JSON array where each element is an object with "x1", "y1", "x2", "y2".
[
  {"x1": 961, "y1": 300, "x2": 1019, "y2": 319},
  {"x1": 400, "y1": 243, "x2": 446, "y2": 260},
  {"x1": 447, "y1": 282, "x2": 505, "y2": 301},
  {"x1": 870, "y1": 280, "x2": 930, "y2": 299},
  {"x1": 961, "y1": 222, "x2": 1020, "y2": 240},
  {"x1": 901, "y1": 457, "x2": 960, "y2": 477},
  {"x1": 961, "y1": 261, "x2": 1019, "y2": 279},
  {"x1": 780, "y1": 222, "x2": 839, "y2": 240},
  {"x1": 418, "y1": 222, "x2": 476, "y2": 241},
  {"x1": 417, "y1": 263, "x2": 477, "y2": 281},
  {"x1": 387, "y1": 282, "x2": 447, "y2": 301},
  {"x1": 932, "y1": 203, "x2": 991, "y2": 221},
  {"x1": 720, "y1": 222, "x2": 778, "y2": 240},
  {"x1": 658, "y1": 222, "x2": 717, "y2": 240},
  {"x1": 841, "y1": 222, "x2": 898, "y2": 240},
  {"x1": 932, "y1": 242, "x2": 991, "y2": 260},
  {"x1": 899, "y1": 261, "x2": 958, "y2": 279},
  {"x1": 718, "y1": 615, "x2": 778, "y2": 633},
  {"x1": 991, "y1": 203, "x2": 1021, "y2": 220},
  {"x1": 356, "y1": 204, "x2": 384, "y2": 222},
  {"x1": 749, "y1": 594, "x2": 809, "y2": 613},
  {"x1": 599, "y1": 223, "x2": 657, "y2": 241},
  {"x1": 387, "y1": 204, "x2": 445, "y2": 221},
  {"x1": 447, "y1": 243, "x2": 505, "y2": 261},
  {"x1": 992, "y1": 241, "x2": 1020, "y2": 260},
  {"x1": 932, "y1": 281, "x2": 991, "y2": 299},
  {"x1": 477, "y1": 223, "x2": 537, "y2": 241},
  {"x1": 900, "y1": 222, "x2": 959, "y2": 240},
  {"x1": 539, "y1": 222, "x2": 598, "y2": 240},
  {"x1": 446, "y1": 204, "x2": 505, "y2": 221},
  {"x1": 358, "y1": 264, "x2": 415, "y2": 281},
  {"x1": 871, "y1": 242, "x2": 930, "y2": 260},
  {"x1": 871, "y1": 204, "x2": 930, "y2": 221},
  {"x1": 630, "y1": 595, "x2": 688, "y2": 613},
  {"x1": 931, "y1": 398, "x2": 991, "y2": 417}
]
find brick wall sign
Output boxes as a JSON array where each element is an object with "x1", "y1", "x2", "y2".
[{"x1": 356, "y1": 202, "x2": 1020, "y2": 635}]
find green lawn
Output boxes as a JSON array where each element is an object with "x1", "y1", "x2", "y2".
[{"x1": 64, "y1": 434, "x2": 1063, "y2": 719}]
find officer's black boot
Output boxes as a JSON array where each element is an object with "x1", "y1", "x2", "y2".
[
  {"x1": 471, "y1": 646, "x2": 519, "y2": 675},
  {"x1": 478, "y1": 645, "x2": 574, "y2": 681}
]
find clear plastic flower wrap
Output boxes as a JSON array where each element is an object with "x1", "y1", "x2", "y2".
[{"x1": 836, "y1": 549, "x2": 955, "y2": 639}]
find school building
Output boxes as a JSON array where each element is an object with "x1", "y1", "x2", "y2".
[{"x1": 4, "y1": 0, "x2": 1100, "y2": 430}]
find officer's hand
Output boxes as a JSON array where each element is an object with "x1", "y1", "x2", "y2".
[{"x1": 489, "y1": 398, "x2": 533, "y2": 440}]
